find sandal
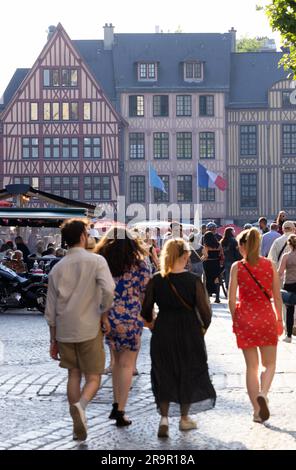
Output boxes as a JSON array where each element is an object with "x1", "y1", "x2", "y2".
[
  {"x1": 109, "y1": 402, "x2": 119, "y2": 420},
  {"x1": 116, "y1": 410, "x2": 132, "y2": 427},
  {"x1": 253, "y1": 413, "x2": 263, "y2": 424}
]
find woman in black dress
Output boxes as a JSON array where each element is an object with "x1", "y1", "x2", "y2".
[
  {"x1": 141, "y1": 238, "x2": 216, "y2": 438},
  {"x1": 221, "y1": 227, "x2": 241, "y2": 290},
  {"x1": 203, "y1": 231, "x2": 224, "y2": 303}
]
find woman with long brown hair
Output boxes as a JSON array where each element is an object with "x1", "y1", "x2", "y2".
[
  {"x1": 141, "y1": 239, "x2": 216, "y2": 438},
  {"x1": 96, "y1": 227, "x2": 151, "y2": 426},
  {"x1": 276, "y1": 211, "x2": 286, "y2": 235},
  {"x1": 228, "y1": 228, "x2": 283, "y2": 423}
]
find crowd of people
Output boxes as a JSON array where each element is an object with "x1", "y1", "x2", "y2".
[
  {"x1": 1, "y1": 210, "x2": 295, "y2": 441},
  {"x1": 40, "y1": 209, "x2": 296, "y2": 441},
  {"x1": 0, "y1": 236, "x2": 66, "y2": 274}
]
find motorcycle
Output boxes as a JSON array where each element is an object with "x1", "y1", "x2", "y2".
[{"x1": 0, "y1": 264, "x2": 48, "y2": 314}]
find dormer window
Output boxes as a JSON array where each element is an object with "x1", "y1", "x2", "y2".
[
  {"x1": 138, "y1": 62, "x2": 157, "y2": 81},
  {"x1": 184, "y1": 61, "x2": 203, "y2": 82}
]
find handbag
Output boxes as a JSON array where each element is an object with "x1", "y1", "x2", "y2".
[
  {"x1": 167, "y1": 277, "x2": 206, "y2": 334},
  {"x1": 281, "y1": 289, "x2": 296, "y2": 306}
]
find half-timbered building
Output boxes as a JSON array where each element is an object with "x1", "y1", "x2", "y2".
[
  {"x1": 1, "y1": 24, "x2": 294, "y2": 224},
  {"x1": 227, "y1": 52, "x2": 290, "y2": 225},
  {"x1": 0, "y1": 24, "x2": 125, "y2": 209},
  {"x1": 113, "y1": 29, "x2": 234, "y2": 221}
]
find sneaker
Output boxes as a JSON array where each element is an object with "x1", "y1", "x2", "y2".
[
  {"x1": 69, "y1": 403, "x2": 87, "y2": 441},
  {"x1": 179, "y1": 418, "x2": 197, "y2": 431},
  {"x1": 283, "y1": 336, "x2": 292, "y2": 343},
  {"x1": 256, "y1": 394, "x2": 270, "y2": 422}
]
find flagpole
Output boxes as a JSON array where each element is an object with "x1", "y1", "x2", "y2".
[
  {"x1": 196, "y1": 163, "x2": 200, "y2": 229},
  {"x1": 148, "y1": 163, "x2": 152, "y2": 220}
]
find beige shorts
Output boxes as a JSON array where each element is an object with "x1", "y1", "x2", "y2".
[{"x1": 58, "y1": 330, "x2": 105, "y2": 375}]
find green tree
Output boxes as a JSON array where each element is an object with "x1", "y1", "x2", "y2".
[
  {"x1": 237, "y1": 36, "x2": 269, "y2": 52},
  {"x1": 264, "y1": 0, "x2": 296, "y2": 76}
]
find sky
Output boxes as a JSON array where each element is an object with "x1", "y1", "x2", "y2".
[{"x1": 0, "y1": 0, "x2": 280, "y2": 97}]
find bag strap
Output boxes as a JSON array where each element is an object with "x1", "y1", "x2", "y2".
[
  {"x1": 167, "y1": 277, "x2": 192, "y2": 311},
  {"x1": 277, "y1": 242, "x2": 287, "y2": 262},
  {"x1": 241, "y1": 261, "x2": 271, "y2": 301},
  {"x1": 189, "y1": 244, "x2": 203, "y2": 262}
]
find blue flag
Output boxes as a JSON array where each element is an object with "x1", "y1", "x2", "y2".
[
  {"x1": 149, "y1": 164, "x2": 166, "y2": 193},
  {"x1": 197, "y1": 163, "x2": 216, "y2": 189}
]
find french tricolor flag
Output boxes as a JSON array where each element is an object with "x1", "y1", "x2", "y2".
[{"x1": 197, "y1": 163, "x2": 227, "y2": 191}]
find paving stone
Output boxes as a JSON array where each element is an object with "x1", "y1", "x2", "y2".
[{"x1": 1, "y1": 300, "x2": 296, "y2": 450}]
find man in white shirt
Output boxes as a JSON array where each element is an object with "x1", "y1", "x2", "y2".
[
  {"x1": 89, "y1": 223, "x2": 99, "y2": 241},
  {"x1": 268, "y1": 220, "x2": 295, "y2": 268},
  {"x1": 45, "y1": 219, "x2": 115, "y2": 441}
]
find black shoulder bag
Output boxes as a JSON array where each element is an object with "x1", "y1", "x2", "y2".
[{"x1": 167, "y1": 277, "x2": 206, "y2": 334}]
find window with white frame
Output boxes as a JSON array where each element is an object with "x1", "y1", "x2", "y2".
[
  {"x1": 129, "y1": 133, "x2": 145, "y2": 159},
  {"x1": 153, "y1": 133, "x2": 169, "y2": 159},
  {"x1": 22, "y1": 138, "x2": 39, "y2": 159},
  {"x1": 43, "y1": 176, "x2": 79, "y2": 200},
  {"x1": 130, "y1": 176, "x2": 145, "y2": 203},
  {"x1": 177, "y1": 132, "x2": 192, "y2": 159},
  {"x1": 138, "y1": 63, "x2": 157, "y2": 81},
  {"x1": 83, "y1": 137, "x2": 101, "y2": 159},
  {"x1": 184, "y1": 62, "x2": 203, "y2": 82},
  {"x1": 129, "y1": 96, "x2": 144, "y2": 117},
  {"x1": 177, "y1": 175, "x2": 192, "y2": 202},
  {"x1": 83, "y1": 176, "x2": 111, "y2": 201},
  {"x1": 176, "y1": 95, "x2": 192, "y2": 116}
]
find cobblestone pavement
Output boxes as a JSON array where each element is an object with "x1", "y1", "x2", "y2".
[{"x1": 0, "y1": 300, "x2": 296, "y2": 451}]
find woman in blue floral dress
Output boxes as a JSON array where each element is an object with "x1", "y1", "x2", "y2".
[{"x1": 96, "y1": 227, "x2": 151, "y2": 426}]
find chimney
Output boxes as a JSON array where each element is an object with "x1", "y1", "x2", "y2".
[
  {"x1": 228, "y1": 27, "x2": 237, "y2": 52},
  {"x1": 47, "y1": 25, "x2": 56, "y2": 41},
  {"x1": 103, "y1": 23, "x2": 114, "y2": 50}
]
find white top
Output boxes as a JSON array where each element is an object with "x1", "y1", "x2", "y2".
[
  {"x1": 89, "y1": 227, "x2": 99, "y2": 239},
  {"x1": 268, "y1": 233, "x2": 291, "y2": 268},
  {"x1": 45, "y1": 247, "x2": 115, "y2": 343}
]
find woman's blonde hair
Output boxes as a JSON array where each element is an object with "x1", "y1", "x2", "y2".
[
  {"x1": 237, "y1": 228, "x2": 261, "y2": 266},
  {"x1": 160, "y1": 238, "x2": 190, "y2": 277},
  {"x1": 288, "y1": 234, "x2": 296, "y2": 250}
]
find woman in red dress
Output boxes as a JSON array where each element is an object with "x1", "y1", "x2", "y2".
[{"x1": 228, "y1": 228, "x2": 283, "y2": 423}]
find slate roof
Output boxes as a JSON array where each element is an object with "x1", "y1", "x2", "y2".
[
  {"x1": 229, "y1": 52, "x2": 288, "y2": 108},
  {"x1": 0, "y1": 68, "x2": 29, "y2": 113},
  {"x1": 73, "y1": 40, "x2": 116, "y2": 103},
  {"x1": 0, "y1": 32, "x2": 291, "y2": 114},
  {"x1": 112, "y1": 33, "x2": 232, "y2": 92}
]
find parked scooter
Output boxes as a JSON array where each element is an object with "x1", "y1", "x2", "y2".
[{"x1": 0, "y1": 264, "x2": 47, "y2": 313}]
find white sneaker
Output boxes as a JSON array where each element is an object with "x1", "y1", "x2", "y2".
[
  {"x1": 157, "y1": 417, "x2": 169, "y2": 438},
  {"x1": 283, "y1": 336, "x2": 292, "y2": 343},
  {"x1": 179, "y1": 418, "x2": 197, "y2": 431},
  {"x1": 70, "y1": 402, "x2": 87, "y2": 441}
]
